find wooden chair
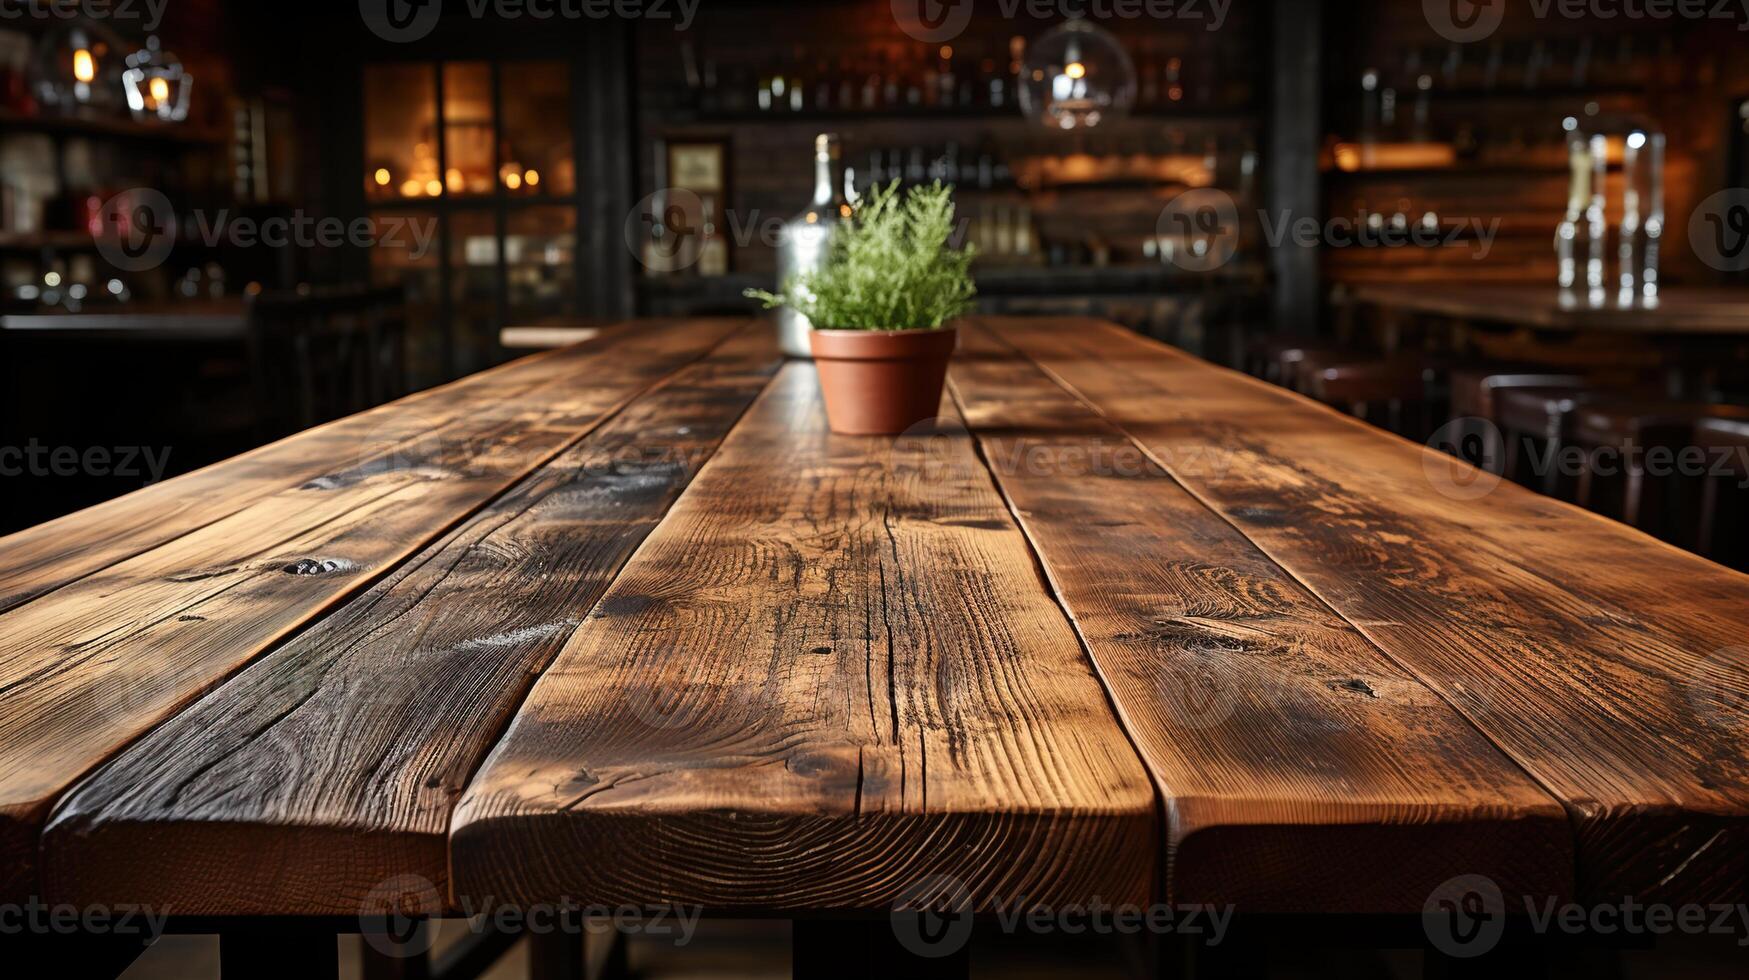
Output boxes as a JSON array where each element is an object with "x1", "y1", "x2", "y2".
[
  {"x1": 246, "y1": 284, "x2": 408, "y2": 436},
  {"x1": 1570, "y1": 402, "x2": 1749, "y2": 541},
  {"x1": 1447, "y1": 372, "x2": 1588, "y2": 474},
  {"x1": 1692, "y1": 417, "x2": 1749, "y2": 569},
  {"x1": 1301, "y1": 353, "x2": 1436, "y2": 438},
  {"x1": 1495, "y1": 386, "x2": 1608, "y2": 498}
]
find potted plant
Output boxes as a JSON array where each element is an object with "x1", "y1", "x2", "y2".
[{"x1": 748, "y1": 180, "x2": 976, "y2": 435}]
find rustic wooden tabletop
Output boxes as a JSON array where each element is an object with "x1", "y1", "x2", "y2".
[{"x1": 2, "y1": 317, "x2": 1745, "y2": 975}]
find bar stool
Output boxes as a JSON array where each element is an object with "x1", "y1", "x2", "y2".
[
  {"x1": 1495, "y1": 386, "x2": 1609, "y2": 498},
  {"x1": 1570, "y1": 402, "x2": 1749, "y2": 541},
  {"x1": 1692, "y1": 417, "x2": 1749, "y2": 569},
  {"x1": 1243, "y1": 336, "x2": 1362, "y2": 390},
  {"x1": 1448, "y1": 372, "x2": 1588, "y2": 474},
  {"x1": 1302, "y1": 354, "x2": 1434, "y2": 438}
]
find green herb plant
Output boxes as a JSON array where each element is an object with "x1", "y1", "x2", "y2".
[{"x1": 746, "y1": 180, "x2": 976, "y2": 331}]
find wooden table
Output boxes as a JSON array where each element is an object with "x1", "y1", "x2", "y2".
[
  {"x1": 497, "y1": 316, "x2": 612, "y2": 351},
  {"x1": 3, "y1": 318, "x2": 1746, "y2": 976}
]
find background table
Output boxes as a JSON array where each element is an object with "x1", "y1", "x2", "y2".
[
  {"x1": 0, "y1": 299, "x2": 250, "y2": 342},
  {"x1": 2, "y1": 317, "x2": 1745, "y2": 977},
  {"x1": 1348, "y1": 284, "x2": 1749, "y2": 336}
]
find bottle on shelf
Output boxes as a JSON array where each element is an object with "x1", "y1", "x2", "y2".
[{"x1": 775, "y1": 133, "x2": 848, "y2": 358}]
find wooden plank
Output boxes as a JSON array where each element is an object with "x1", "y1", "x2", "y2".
[
  {"x1": 450, "y1": 363, "x2": 1156, "y2": 912},
  {"x1": 992, "y1": 316, "x2": 1749, "y2": 904},
  {"x1": 38, "y1": 329, "x2": 782, "y2": 915},
  {"x1": 0, "y1": 319, "x2": 746, "y2": 904},
  {"x1": 0, "y1": 321, "x2": 711, "y2": 614},
  {"x1": 946, "y1": 323, "x2": 1571, "y2": 912}
]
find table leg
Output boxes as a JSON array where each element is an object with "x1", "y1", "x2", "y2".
[
  {"x1": 526, "y1": 920, "x2": 586, "y2": 980},
  {"x1": 793, "y1": 919, "x2": 971, "y2": 980},
  {"x1": 1155, "y1": 926, "x2": 1265, "y2": 980},
  {"x1": 359, "y1": 926, "x2": 432, "y2": 980},
  {"x1": 220, "y1": 928, "x2": 339, "y2": 980},
  {"x1": 12, "y1": 932, "x2": 147, "y2": 980}
]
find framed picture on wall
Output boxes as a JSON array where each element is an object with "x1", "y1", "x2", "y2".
[{"x1": 660, "y1": 139, "x2": 731, "y2": 276}]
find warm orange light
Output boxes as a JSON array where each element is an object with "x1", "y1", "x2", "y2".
[
  {"x1": 73, "y1": 49, "x2": 96, "y2": 84},
  {"x1": 524, "y1": 169, "x2": 540, "y2": 188},
  {"x1": 1065, "y1": 61, "x2": 1086, "y2": 80},
  {"x1": 148, "y1": 76, "x2": 170, "y2": 104},
  {"x1": 940, "y1": 45, "x2": 953, "y2": 60},
  {"x1": 399, "y1": 179, "x2": 423, "y2": 197},
  {"x1": 374, "y1": 168, "x2": 392, "y2": 186},
  {"x1": 425, "y1": 179, "x2": 443, "y2": 196},
  {"x1": 446, "y1": 168, "x2": 464, "y2": 192},
  {"x1": 504, "y1": 171, "x2": 523, "y2": 190}
]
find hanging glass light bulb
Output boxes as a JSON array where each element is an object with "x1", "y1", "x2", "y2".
[
  {"x1": 29, "y1": 19, "x2": 125, "y2": 113},
  {"x1": 1017, "y1": 19, "x2": 1136, "y2": 130},
  {"x1": 123, "y1": 36, "x2": 193, "y2": 123}
]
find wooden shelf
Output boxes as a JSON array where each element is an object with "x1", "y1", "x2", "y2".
[
  {"x1": 0, "y1": 109, "x2": 229, "y2": 146},
  {"x1": 0, "y1": 230, "x2": 97, "y2": 251},
  {"x1": 1323, "y1": 163, "x2": 1570, "y2": 178},
  {"x1": 663, "y1": 106, "x2": 1256, "y2": 126},
  {"x1": 636, "y1": 263, "x2": 1265, "y2": 300}
]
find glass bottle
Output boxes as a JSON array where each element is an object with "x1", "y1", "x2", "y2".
[{"x1": 775, "y1": 134, "x2": 848, "y2": 358}]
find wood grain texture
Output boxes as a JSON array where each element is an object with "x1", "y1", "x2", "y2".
[
  {"x1": 0, "y1": 322, "x2": 693, "y2": 615},
  {"x1": 0, "y1": 319, "x2": 745, "y2": 904},
  {"x1": 947, "y1": 323, "x2": 1571, "y2": 913},
  {"x1": 37, "y1": 329, "x2": 783, "y2": 915},
  {"x1": 993, "y1": 316, "x2": 1749, "y2": 904},
  {"x1": 450, "y1": 363, "x2": 1157, "y2": 913}
]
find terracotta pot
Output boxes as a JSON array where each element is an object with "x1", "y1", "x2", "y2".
[{"x1": 808, "y1": 327, "x2": 958, "y2": 435}]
